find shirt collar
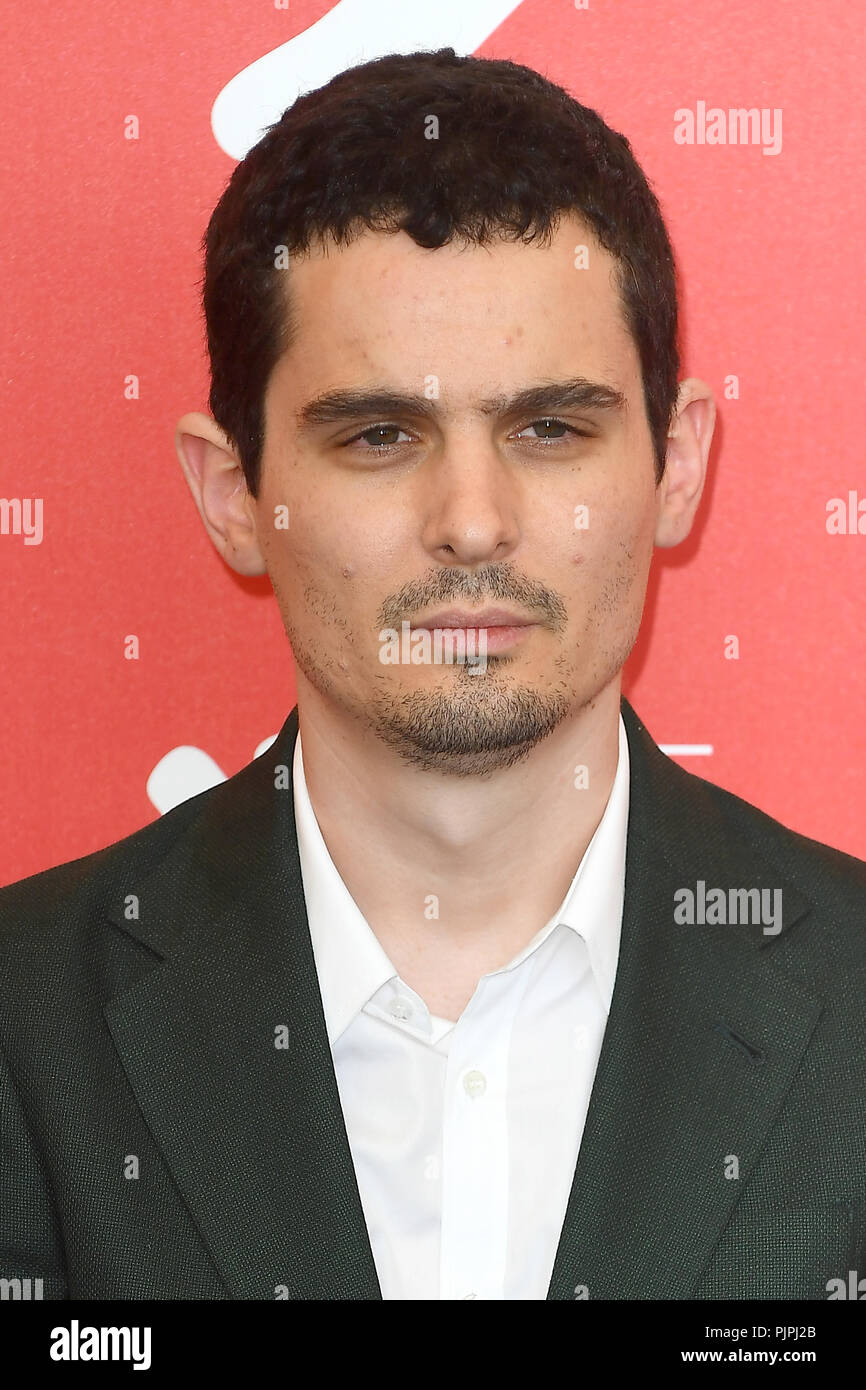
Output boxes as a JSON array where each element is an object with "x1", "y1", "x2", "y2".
[
  {"x1": 293, "y1": 713, "x2": 630, "y2": 1045},
  {"x1": 292, "y1": 735, "x2": 396, "y2": 1046},
  {"x1": 553, "y1": 711, "x2": 630, "y2": 1012}
]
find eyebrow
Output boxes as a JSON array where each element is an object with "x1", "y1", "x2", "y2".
[{"x1": 295, "y1": 377, "x2": 628, "y2": 430}]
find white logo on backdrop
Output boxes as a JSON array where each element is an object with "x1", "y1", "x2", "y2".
[
  {"x1": 147, "y1": 736, "x2": 278, "y2": 814},
  {"x1": 211, "y1": 0, "x2": 526, "y2": 159}
]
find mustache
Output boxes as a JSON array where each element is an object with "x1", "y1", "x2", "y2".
[{"x1": 376, "y1": 564, "x2": 568, "y2": 632}]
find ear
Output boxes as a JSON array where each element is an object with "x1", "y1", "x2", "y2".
[
  {"x1": 654, "y1": 379, "x2": 716, "y2": 548},
  {"x1": 174, "y1": 412, "x2": 267, "y2": 576}
]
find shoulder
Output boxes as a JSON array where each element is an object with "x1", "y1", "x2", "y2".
[
  {"x1": 623, "y1": 698, "x2": 866, "y2": 951},
  {"x1": 0, "y1": 745, "x2": 268, "y2": 958},
  {"x1": 684, "y1": 759, "x2": 866, "y2": 905}
]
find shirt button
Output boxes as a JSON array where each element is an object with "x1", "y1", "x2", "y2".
[
  {"x1": 462, "y1": 1069, "x2": 487, "y2": 1098},
  {"x1": 388, "y1": 996, "x2": 413, "y2": 1021}
]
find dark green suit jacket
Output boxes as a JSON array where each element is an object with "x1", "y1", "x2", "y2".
[{"x1": 1, "y1": 698, "x2": 865, "y2": 1300}]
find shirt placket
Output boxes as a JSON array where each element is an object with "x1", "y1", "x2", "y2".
[{"x1": 438, "y1": 966, "x2": 529, "y2": 1300}]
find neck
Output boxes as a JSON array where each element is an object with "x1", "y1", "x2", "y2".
[{"x1": 295, "y1": 676, "x2": 623, "y2": 1016}]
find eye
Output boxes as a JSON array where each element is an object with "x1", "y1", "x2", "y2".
[
  {"x1": 345, "y1": 424, "x2": 414, "y2": 449},
  {"x1": 514, "y1": 418, "x2": 586, "y2": 441}
]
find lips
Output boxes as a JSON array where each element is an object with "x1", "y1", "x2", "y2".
[{"x1": 411, "y1": 608, "x2": 535, "y2": 629}]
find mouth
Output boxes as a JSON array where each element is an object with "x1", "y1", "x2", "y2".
[
  {"x1": 410, "y1": 608, "x2": 536, "y2": 630},
  {"x1": 409, "y1": 609, "x2": 538, "y2": 654}
]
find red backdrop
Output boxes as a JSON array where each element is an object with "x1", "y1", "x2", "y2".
[{"x1": 2, "y1": 0, "x2": 863, "y2": 886}]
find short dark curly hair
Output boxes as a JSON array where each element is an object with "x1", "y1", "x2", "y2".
[{"x1": 201, "y1": 48, "x2": 680, "y2": 497}]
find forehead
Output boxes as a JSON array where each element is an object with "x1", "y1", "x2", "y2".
[{"x1": 267, "y1": 213, "x2": 639, "y2": 408}]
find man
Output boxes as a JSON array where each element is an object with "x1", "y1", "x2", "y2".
[{"x1": 1, "y1": 49, "x2": 864, "y2": 1302}]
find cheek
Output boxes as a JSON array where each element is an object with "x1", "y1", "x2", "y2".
[
  {"x1": 572, "y1": 504, "x2": 654, "y2": 615},
  {"x1": 290, "y1": 474, "x2": 404, "y2": 565},
  {"x1": 267, "y1": 509, "x2": 394, "y2": 636},
  {"x1": 585, "y1": 481, "x2": 656, "y2": 560}
]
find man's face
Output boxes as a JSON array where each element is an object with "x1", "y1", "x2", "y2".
[{"x1": 254, "y1": 214, "x2": 663, "y2": 774}]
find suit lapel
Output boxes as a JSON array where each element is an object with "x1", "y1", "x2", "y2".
[
  {"x1": 103, "y1": 708, "x2": 383, "y2": 1300},
  {"x1": 546, "y1": 698, "x2": 822, "y2": 1298}
]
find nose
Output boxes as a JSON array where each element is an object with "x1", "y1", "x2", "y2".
[{"x1": 420, "y1": 435, "x2": 521, "y2": 568}]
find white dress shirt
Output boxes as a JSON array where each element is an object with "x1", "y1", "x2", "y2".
[{"x1": 292, "y1": 714, "x2": 630, "y2": 1300}]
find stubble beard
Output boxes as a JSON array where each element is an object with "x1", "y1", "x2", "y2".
[{"x1": 365, "y1": 660, "x2": 575, "y2": 777}]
